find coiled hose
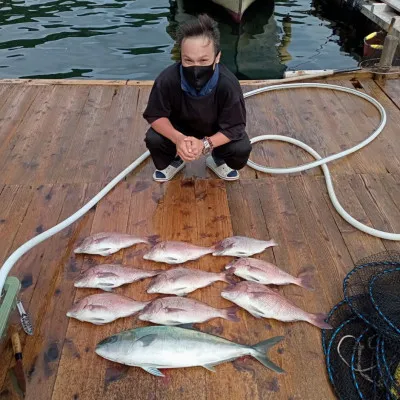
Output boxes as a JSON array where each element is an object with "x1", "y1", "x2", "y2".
[{"x1": 0, "y1": 82, "x2": 399, "y2": 296}]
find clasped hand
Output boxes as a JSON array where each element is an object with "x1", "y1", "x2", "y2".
[{"x1": 176, "y1": 136, "x2": 204, "y2": 162}]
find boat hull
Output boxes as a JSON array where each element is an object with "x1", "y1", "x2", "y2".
[{"x1": 211, "y1": 0, "x2": 257, "y2": 21}]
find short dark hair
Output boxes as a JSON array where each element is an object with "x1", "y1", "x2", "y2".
[{"x1": 176, "y1": 14, "x2": 220, "y2": 55}]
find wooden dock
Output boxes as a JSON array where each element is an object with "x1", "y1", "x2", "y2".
[{"x1": 0, "y1": 73, "x2": 399, "y2": 400}]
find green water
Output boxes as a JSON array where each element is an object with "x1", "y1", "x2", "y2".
[{"x1": 0, "y1": 0, "x2": 367, "y2": 80}]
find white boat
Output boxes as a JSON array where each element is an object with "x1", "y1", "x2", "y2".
[
  {"x1": 171, "y1": 0, "x2": 292, "y2": 79},
  {"x1": 211, "y1": 0, "x2": 257, "y2": 22}
]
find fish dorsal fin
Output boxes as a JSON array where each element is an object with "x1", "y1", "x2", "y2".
[
  {"x1": 142, "y1": 367, "x2": 165, "y2": 377},
  {"x1": 136, "y1": 334, "x2": 158, "y2": 347}
]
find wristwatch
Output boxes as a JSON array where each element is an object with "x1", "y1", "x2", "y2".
[{"x1": 202, "y1": 137, "x2": 213, "y2": 155}]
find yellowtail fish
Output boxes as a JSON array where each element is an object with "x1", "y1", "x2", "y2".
[{"x1": 95, "y1": 326, "x2": 284, "y2": 377}]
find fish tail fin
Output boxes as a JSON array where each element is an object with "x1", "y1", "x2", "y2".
[
  {"x1": 210, "y1": 240, "x2": 223, "y2": 252},
  {"x1": 222, "y1": 306, "x2": 240, "y2": 322},
  {"x1": 252, "y1": 336, "x2": 285, "y2": 374},
  {"x1": 146, "y1": 235, "x2": 160, "y2": 246},
  {"x1": 309, "y1": 313, "x2": 332, "y2": 329},
  {"x1": 267, "y1": 239, "x2": 278, "y2": 248},
  {"x1": 221, "y1": 271, "x2": 237, "y2": 284},
  {"x1": 296, "y1": 268, "x2": 315, "y2": 291}
]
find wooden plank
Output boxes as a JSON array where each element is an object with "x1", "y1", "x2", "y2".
[
  {"x1": 0, "y1": 85, "x2": 16, "y2": 112},
  {"x1": 255, "y1": 178, "x2": 336, "y2": 399},
  {"x1": 321, "y1": 78, "x2": 400, "y2": 174},
  {"x1": 3, "y1": 86, "x2": 90, "y2": 185},
  {"x1": 287, "y1": 176, "x2": 354, "y2": 303},
  {"x1": 0, "y1": 86, "x2": 56, "y2": 184},
  {"x1": 0, "y1": 186, "x2": 36, "y2": 266},
  {"x1": 269, "y1": 88, "x2": 325, "y2": 176},
  {"x1": 0, "y1": 185, "x2": 35, "y2": 390},
  {"x1": 126, "y1": 86, "x2": 166, "y2": 182},
  {"x1": 29, "y1": 86, "x2": 91, "y2": 185},
  {"x1": 51, "y1": 182, "x2": 138, "y2": 400},
  {"x1": 0, "y1": 72, "x2": 380, "y2": 87},
  {"x1": 100, "y1": 179, "x2": 160, "y2": 399},
  {"x1": 312, "y1": 174, "x2": 386, "y2": 262},
  {"x1": 359, "y1": 78, "x2": 400, "y2": 150},
  {"x1": 225, "y1": 180, "x2": 286, "y2": 399},
  {"x1": 52, "y1": 86, "x2": 116, "y2": 184},
  {"x1": 0, "y1": 85, "x2": 42, "y2": 168},
  {"x1": 151, "y1": 180, "x2": 207, "y2": 400},
  {"x1": 381, "y1": 173, "x2": 400, "y2": 211},
  {"x1": 234, "y1": 85, "x2": 264, "y2": 179},
  {"x1": 376, "y1": 78, "x2": 400, "y2": 108},
  {"x1": 0, "y1": 184, "x2": 70, "y2": 398},
  {"x1": 354, "y1": 79, "x2": 400, "y2": 170},
  {"x1": 95, "y1": 86, "x2": 140, "y2": 183},
  {"x1": 65, "y1": 86, "x2": 117, "y2": 184},
  {"x1": 244, "y1": 87, "x2": 299, "y2": 178},
  {"x1": 0, "y1": 79, "x2": 130, "y2": 86},
  {"x1": 357, "y1": 174, "x2": 400, "y2": 251},
  {"x1": 197, "y1": 180, "x2": 261, "y2": 400},
  {"x1": 300, "y1": 86, "x2": 370, "y2": 175},
  {"x1": 18, "y1": 183, "x2": 101, "y2": 400}
]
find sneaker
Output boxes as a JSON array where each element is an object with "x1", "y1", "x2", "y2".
[
  {"x1": 153, "y1": 156, "x2": 186, "y2": 182},
  {"x1": 206, "y1": 155, "x2": 239, "y2": 181}
]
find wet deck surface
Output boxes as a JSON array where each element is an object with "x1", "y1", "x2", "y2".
[{"x1": 0, "y1": 75, "x2": 399, "y2": 400}]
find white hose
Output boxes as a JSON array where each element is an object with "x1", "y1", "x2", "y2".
[{"x1": 0, "y1": 82, "x2": 399, "y2": 295}]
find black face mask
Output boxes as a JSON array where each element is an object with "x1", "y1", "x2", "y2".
[{"x1": 182, "y1": 60, "x2": 216, "y2": 91}]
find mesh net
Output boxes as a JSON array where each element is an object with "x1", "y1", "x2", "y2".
[
  {"x1": 322, "y1": 300, "x2": 354, "y2": 355},
  {"x1": 343, "y1": 251, "x2": 400, "y2": 341},
  {"x1": 325, "y1": 314, "x2": 370, "y2": 399},
  {"x1": 370, "y1": 268, "x2": 400, "y2": 339},
  {"x1": 322, "y1": 251, "x2": 400, "y2": 399},
  {"x1": 350, "y1": 328, "x2": 387, "y2": 399},
  {"x1": 377, "y1": 337, "x2": 400, "y2": 399}
]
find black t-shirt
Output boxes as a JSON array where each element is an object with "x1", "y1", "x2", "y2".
[{"x1": 143, "y1": 62, "x2": 247, "y2": 141}]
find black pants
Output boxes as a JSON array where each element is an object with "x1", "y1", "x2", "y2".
[{"x1": 144, "y1": 128, "x2": 252, "y2": 171}]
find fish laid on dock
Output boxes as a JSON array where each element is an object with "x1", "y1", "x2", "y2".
[
  {"x1": 95, "y1": 325, "x2": 284, "y2": 376},
  {"x1": 143, "y1": 241, "x2": 213, "y2": 264},
  {"x1": 74, "y1": 232, "x2": 155, "y2": 256},
  {"x1": 212, "y1": 236, "x2": 277, "y2": 257},
  {"x1": 66, "y1": 293, "x2": 150, "y2": 325},
  {"x1": 221, "y1": 281, "x2": 332, "y2": 329},
  {"x1": 147, "y1": 267, "x2": 234, "y2": 296},
  {"x1": 225, "y1": 258, "x2": 315, "y2": 290},
  {"x1": 74, "y1": 264, "x2": 162, "y2": 291},
  {"x1": 138, "y1": 296, "x2": 240, "y2": 325}
]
